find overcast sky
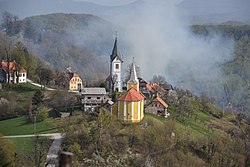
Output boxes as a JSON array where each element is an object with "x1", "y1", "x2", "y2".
[{"x1": 74, "y1": 0, "x2": 138, "y2": 6}]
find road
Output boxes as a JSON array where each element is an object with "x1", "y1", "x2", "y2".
[
  {"x1": 3, "y1": 133, "x2": 63, "y2": 167},
  {"x1": 27, "y1": 79, "x2": 55, "y2": 91}
]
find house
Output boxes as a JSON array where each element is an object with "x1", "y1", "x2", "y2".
[
  {"x1": 145, "y1": 95, "x2": 169, "y2": 117},
  {"x1": 138, "y1": 77, "x2": 151, "y2": 98},
  {"x1": 0, "y1": 61, "x2": 27, "y2": 83},
  {"x1": 66, "y1": 67, "x2": 83, "y2": 91},
  {"x1": 146, "y1": 83, "x2": 168, "y2": 97},
  {"x1": 68, "y1": 73, "x2": 83, "y2": 91},
  {"x1": 106, "y1": 36, "x2": 123, "y2": 92},
  {"x1": 112, "y1": 59, "x2": 145, "y2": 123},
  {"x1": 79, "y1": 87, "x2": 107, "y2": 113}
]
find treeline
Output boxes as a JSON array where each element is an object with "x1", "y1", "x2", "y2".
[{"x1": 192, "y1": 23, "x2": 250, "y2": 40}]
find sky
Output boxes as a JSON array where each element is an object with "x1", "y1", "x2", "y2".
[{"x1": 74, "y1": 0, "x2": 138, "y2": 6}]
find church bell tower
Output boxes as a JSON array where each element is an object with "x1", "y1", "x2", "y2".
[{"x1": 109, "y1": 36, "x2": 123, "y2": 92}]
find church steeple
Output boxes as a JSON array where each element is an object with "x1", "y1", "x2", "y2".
[
  {"x1": 127, "y1": 58, "x2": 139, "y2": 91},
  {"x1": 108, "y1": 34, "x2": 123, "y2": 92},
  {"x1": 110, "y1": 35, "x2": 122, "y2": 62}
]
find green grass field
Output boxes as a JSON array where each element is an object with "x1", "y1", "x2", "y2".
[
  {"x1": 7, "y1": 137, "x2": 35, "y2": 151},
  {"x1": 0, "y1": 116, "x2": 57, "y2": 136}
]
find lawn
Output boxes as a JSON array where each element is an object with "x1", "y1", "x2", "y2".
[
  {"x1": 7, "y1": 137, "x2": 35, "y2": 151},
  {"x1": 0, "y1": 116, "x2": 58, "y2": 136}
]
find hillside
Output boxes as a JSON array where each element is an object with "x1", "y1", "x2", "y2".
[
  {"x1": 178, "y1": 0, "x2": 250, "y2": 24},
  {"x1": 23, "y1": 13, "x2": 114, "y2": 82}
]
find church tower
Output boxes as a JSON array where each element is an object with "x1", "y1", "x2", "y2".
[
  {"x1": 127, "y1": 58, "x2": 139, "y2": 91},
  {"x1": 109, "y1": 36, "x2": 123, "y2": 92}
]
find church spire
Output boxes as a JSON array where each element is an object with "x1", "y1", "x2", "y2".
[
  {"x1": 110, "y1": 34, "x2": 122, "y2": 62},
  {"x1": 128, "y1": 57, "x2": 139, "y2": 83},
  {"x1": 127, "y1": 57, "x2": 139, "y2": 91}
]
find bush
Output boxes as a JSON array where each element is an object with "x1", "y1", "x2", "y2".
[
  {"x1": 36, "y1": 106, "x2": 49, "y2": 122},
  {"x1": 0, "y1": 134, "x2": 16, "y2": 166}
]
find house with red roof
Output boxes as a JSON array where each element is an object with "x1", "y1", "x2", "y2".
[
  {"x1": 0, "y1": 61, "x2": 27, "y2": 83},
  {"x1": 145, "y1": 95, "x2": 169, "y2": 117},
  {"x1": 66, "y1": 67, "x2": 83, "y2": 91}
]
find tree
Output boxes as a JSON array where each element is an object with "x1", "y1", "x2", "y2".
[
  {"x1": 34, "y1": 136, "x2": 50, "y2": 167},
  {"x1": 1, "y1": 11, "x2": 23, "y2": 36},
  {"x1": 35, "y1": 106, "x2": 49, "y2": 122},
  {"x1": 0, "y1": 134, "x2": 16, "y2": 166},
  {"x1": 47, "y1": 90, "x2": 76, "y2": 112},
  {"x1": 150, "y1": 75, "x2": 167, "y2": 85},
  {"x1": 38, "y1": 68, "x2": 55, "y2": 88},
  {"x1": 32, "y1": 90, "x2": 43, "y2": 106}
]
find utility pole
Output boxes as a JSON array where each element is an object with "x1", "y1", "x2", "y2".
[{"x1": 34, "y1": 115, "x2": 36, "y2": 135}]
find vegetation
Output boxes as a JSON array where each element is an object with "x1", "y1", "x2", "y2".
[
  {"x1": 60, "y1": 108, "x2": 249, "y2": 166},
  {"x1": 0, "y1": 12, "x2": 113, "y2": 83},
  {"x1": 0, "y1": 134, "x2": 16, "y2": 166},
  {"x1": 0, "y1": 83, "x2": 40, "y2": 120},
  {"x1": 191, "y1": 23, "x2": 250, "y2": 117},
  {"x1": 0, "y1": 116, "x2": 57, "y2": 135}
]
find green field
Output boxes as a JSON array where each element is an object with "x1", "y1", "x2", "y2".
[
  {"x1": 0, "y1": 116, "x2": 57, "y2": 136},
  {"x1": 7, "y1": 137, "x2": 35, "y2": 151}
]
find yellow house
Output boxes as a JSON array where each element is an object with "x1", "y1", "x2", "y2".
[
  {"x1": 112, "y1": 58, "x2": 145, "y2": 123},
  {"x1": 68, "y1": 73, "x2": 83, "y2": 91}
]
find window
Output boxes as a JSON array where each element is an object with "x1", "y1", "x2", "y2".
[
  {"x1": 115, "y1": 64, "x2": 119, "y2": 69},
  {"x1": 23, "y1": 73, "x2": 25, "y2": 77},
  {"x1": 87, "y1": 97, "x2": 91, "y2": 99},
  {"x1": 97, "y1": 97, "x2": 101, "y2": 99}
]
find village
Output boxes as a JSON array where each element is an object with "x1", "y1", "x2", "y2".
[
  {"x1": 0, "y1": 36, "x2": 172, "y2": 123},
  {"x1": 1, "y1": 36, "x2": 250, "y2": 167}
]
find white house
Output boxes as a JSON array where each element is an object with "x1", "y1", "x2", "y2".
[{"x1": 0, "y1": 61, "x2": 27, "y2": 83}]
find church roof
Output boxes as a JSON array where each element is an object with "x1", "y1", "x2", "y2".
[
  {"x1": 110, "y1": 37, "x2": 122, "y2": 62},
  {"x1": 118, "y1": 87, "x2": 145, "y2": 101},
  {"x1": 128, "y1": 59, "x2": 139, "y2": 84}
]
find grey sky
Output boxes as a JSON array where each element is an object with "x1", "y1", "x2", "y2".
[{"x1": 74, "y1": 0, "x2": 138, "y2": 6}]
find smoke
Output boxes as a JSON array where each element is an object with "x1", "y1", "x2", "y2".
[{"x1": 109, "y1": 0, "x2": 234, "y2": 96}]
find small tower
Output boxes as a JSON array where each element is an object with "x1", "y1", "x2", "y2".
[
  {"x1": 127, "y1": 58, "x2": 139, "y2": 91},
  {"x1": 109, "y1": 35, "x2": 123, "y2": 92}
]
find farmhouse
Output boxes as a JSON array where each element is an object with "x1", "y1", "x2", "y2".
[
  {"x1": 0, "y1": 61, "x2": 27, "y2": 83},
  {"x1": 66, "y1": 67, "x2": 83, "y2": 91},
  {"x1": 145, "y1": 95, "x2": 169, "y2": 117}
]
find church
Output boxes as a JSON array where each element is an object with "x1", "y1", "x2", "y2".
[
  {"x1": 106, "y1": 36, "x2": 123, "y2": 92},
  {"x1": 107, "y1": 36, "x2": 145, "y2": 122}
]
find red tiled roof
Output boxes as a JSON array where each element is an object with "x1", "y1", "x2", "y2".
[
  {"x1": 1, "y1": 61, "x2": 17, "y2": 73},
  {"x1": 153, "y1": 96, "x2": 168, "y2": 109},
  {"x1": 146, "y1": 84, "x2": 154, "y2": 93},
  {"x1": 146, "y1": 83, "x2": 165, "y2": 94},
  {"x1": 1, "y1": 61, "x2": 26, "y2": 73},
  {"x1": 68, "y1": 72, "x2": 80, "y2": 80},
  {"x1": 19, "y1": 67, "x2": 27, "y2": 73},
  {"x1": 118, "y1": 87, "x2": 145, "y2": 101}
]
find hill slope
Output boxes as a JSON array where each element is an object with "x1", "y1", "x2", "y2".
[{"x1": 22, "y1": 13, "x2": 115, "y2": 82}]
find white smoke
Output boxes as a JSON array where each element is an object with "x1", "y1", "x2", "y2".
[{"x1": 110, "y1": 0, "x2": 234, "y2": 95}]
